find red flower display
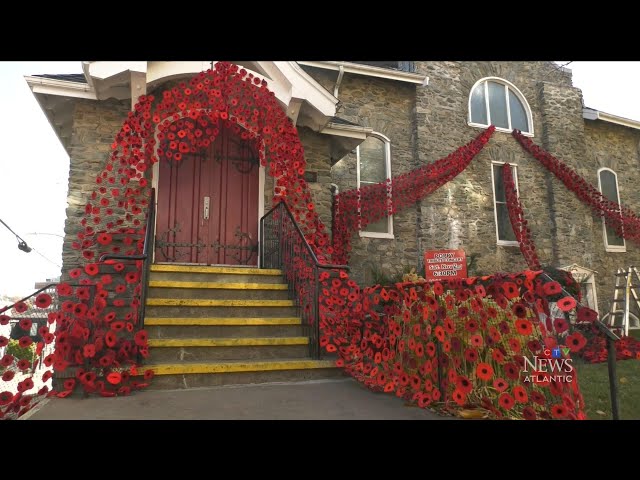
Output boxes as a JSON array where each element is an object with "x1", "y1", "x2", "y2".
[
  {"x1": 476, "y1": 363, "x2": 494, "y2": 381},
  {"x1": 332, "y1": 126, "x2": 495, "y2": 264},
  {"x1": 17, "y1": 359, "x2": 31, "y2": 371},
  {"x1": 501, "y1": 163, "x2": 541, "y2": 270},
  {"x1": 513, "y1": 129, "x2": 640, "y2": 245},
  {"x1": 0, "y1": 355, "x2": 13, "y2": 367},
  {"x1": 18, "y1": 319, "x2": 32, "y2": 332},
  {"x1": 13, "y1": 302, "x2": 28, "y2": 314},
  {"x1": 35, "y1": 293, "x2": 52, "y2": 309}
]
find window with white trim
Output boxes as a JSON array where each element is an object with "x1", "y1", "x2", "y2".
[
  {"x1": 598, "y1": 168, "x2": 626, "y2": 252},
  {"x1": 469, "y1": 77, "x2": 533, "y2": 135},
  {"x1": 491, "y1": 163, "x2": 519, "y2": 245},
  {"x1": 559, "y1": 264, "x2": 600, "y2": 316},
  {"x1": 357, "y1": 133, "x2": 393, "y2": 238}
]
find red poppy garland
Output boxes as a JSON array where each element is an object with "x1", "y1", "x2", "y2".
[
  {"x1": 512, "y1": 129, "x2": 640, "y2": 245},
  {"x1": 332, "y1": 126, "x2": 495, "y2": 264},
  {"x1": 501, "y1": 163, "x2": 541, "y2": 270}
]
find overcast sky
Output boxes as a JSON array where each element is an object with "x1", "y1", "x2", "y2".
[{"x1": 1, "y1": 61, "x2": 639, "y2": 298}]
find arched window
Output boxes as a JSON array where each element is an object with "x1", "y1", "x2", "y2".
[
  {"x1": 598, "y1": 168, "x2": 626, "y2": 252},
  {"x1": 357, "y1": 133, "x2": 393, "y2": 238},
  {"x1": 468, "y1": 77, "x2": 533, "y2": 135}
]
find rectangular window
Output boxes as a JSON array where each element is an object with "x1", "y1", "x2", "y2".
[
  {"x1": 357, "y1": 135, "x2": 393, "y2": 238},
  {"x1": 598, "y1": 168, "x2": 626, "y2": 252},
  {"x1": 491, "y1": 163, "x2": 518, "y2": 245}
]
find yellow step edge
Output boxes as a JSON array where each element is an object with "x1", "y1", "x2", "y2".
[
  {"x1": 146, "y1": 299, "x2": 295, "y2": 307},
  {"x1": 144, "y1": 317, "x2": 301, "y2": 326},
  {"x1": 148, "y1": 337, "x2": 309, "y2": 348},
  {"x1": 140, "y1": 359, "x2": 337, "y2": 375},
  {"x1": 149, "y1": 281, "x2": 288, "y2": 290},
  {"x1": 151, "y1": 265, "x2": 282, "y2": 275}
]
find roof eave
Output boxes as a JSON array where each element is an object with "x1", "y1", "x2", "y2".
[
  {"x1": 583, "y1": 107, "x2": 640, "y2": 131},
  {"x1": 25, "y1": 75, "x2": 96, "y2": 100},
  {"x1": 298, "y1": 61, "x2": 429, "y2": 86}
]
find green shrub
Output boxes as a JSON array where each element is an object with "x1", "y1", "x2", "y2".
[{"x1": 6, "y1": 339, "x2": 36, "y2": 364}]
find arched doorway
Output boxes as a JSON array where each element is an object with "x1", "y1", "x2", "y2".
[{"x1": 155, "y1": 122, "x2": 261, "y2": 265}]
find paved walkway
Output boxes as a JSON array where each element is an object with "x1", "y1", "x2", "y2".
[{"x1": 23, "y1": 378, "x2": 446, "y2": 420}]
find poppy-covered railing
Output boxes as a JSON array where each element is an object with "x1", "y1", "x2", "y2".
[
  {"x1": 0, "y1": 284, "x2": 60, "y2": 419},
  {"x1": 259, "y1": 200, "x2": 349, "y2": 359},
  {"x1": 538, "y1": 272, "x2": 622, "y2": 419},
  {"x1": 99, "y1": 188, "x2": 156, "y2": 363},
  {"x1": 344, "y1": 270, "x2": 597, "y2": 419}
]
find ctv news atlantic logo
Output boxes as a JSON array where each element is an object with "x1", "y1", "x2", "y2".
[{"x1": 522, "y1": 346, "x2": 574, "y2": 383}]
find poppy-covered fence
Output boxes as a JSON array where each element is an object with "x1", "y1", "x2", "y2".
[
  {"x1": 331, "y1": 268, "x2": 622, "y2": 419},
  {"x1": 0, "y1": 285, "x2": 60, "y2": 419},
  {"x1": 260, "y1": 199, "x2": 350, "y2": 359}
]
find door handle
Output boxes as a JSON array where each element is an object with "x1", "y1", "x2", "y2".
[{"x1": 203, "y1": 196, "x2": 210, "y2": 220}]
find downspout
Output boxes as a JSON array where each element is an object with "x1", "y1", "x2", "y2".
[
  {"x1": 333, "y1": 65, "x2": 345, "y2": 99},
  {"x1": 330, "y1": 183, "x2": 339, "y2": 252}
]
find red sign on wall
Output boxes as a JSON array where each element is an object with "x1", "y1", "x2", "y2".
[{"x1": 424, "y1": 249, "x2": 467, "y2": 281}]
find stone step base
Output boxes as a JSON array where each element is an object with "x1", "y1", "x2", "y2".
[
  {"x1": 147, "y1": 337, "x2": 310, "y2": 361},
  {"x1": 139, "y1": 359, "x2": 342, "y2": 389}
]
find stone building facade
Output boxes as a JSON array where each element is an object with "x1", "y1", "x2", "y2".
[
  {"x1": 28, "y1": 61, "x2": 640, "y2": 318},
  {"x1": 297, "y1": 61, "x2": 640, "y2": 317}
]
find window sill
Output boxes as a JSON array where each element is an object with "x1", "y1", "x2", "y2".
[
  {"x1": 468, "y1": 122, "x2": 534, "y2": 137},
  {"x1": 605, "y1": 246, "x2": 627, "y2": 253},
  {"x1": 359, "y1": 231, "x2": 395, "y2": 239},
  {"x1": 497, "y1": 241, "x2": 520, "y2": 247}
]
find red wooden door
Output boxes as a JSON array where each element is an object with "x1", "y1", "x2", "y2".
[{"x1": 155, "y1": 126, "x2": 260, "y2": 265}]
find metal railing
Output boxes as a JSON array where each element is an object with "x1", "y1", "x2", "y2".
[
  {"x1": 540, "y1": 271, "x2": 621, "y2": 419},
  {"x1": 0, "y1": 283, "x2": 61, "y2": 419},
  {"x1": 259, "y1": 200, "x2": 349, "y2": 359},
  {"x1": 99, "y1": 188, "x2": 156, "y2": 359}
]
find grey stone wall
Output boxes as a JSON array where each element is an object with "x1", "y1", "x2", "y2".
[
  {"x1": 297, "y1": 127, "x2": 333, "y2": 235},
  {"x1": 409, "y1": 62, "x2": 572, "y2": 279},
  {"x1": 535, "y1": 81, "x2": 595, "y2": 266},
  {"x1": 584, "y1": 120, "x2": 640, "y2": 315},
  {"x1": 62, "y1": 98, "x2": 130, "y2": 280},
  {"x1": 303, "y1": 67, "x2": 418, "y2": 285}
]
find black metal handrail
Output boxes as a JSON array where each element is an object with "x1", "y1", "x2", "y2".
[
  {"x1": 99, "y1": 188, "x2": 156, "y2": 335},
  {"x1": 540, "y1": 271, "x2": 620, "y2": 419},
  {"x1": 0, "y1": 283, "x2": 57, "y2": 315},
  {"x1": 259, "y1": 200, "x2": 349, "y2": 359}
]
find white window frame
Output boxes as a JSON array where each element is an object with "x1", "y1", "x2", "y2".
[
  {"x1": 597, "y1": 167, "x2": 626, "y2": 252},
  {"x1": 356, "y1": 132, "x2": 394, "y2": 239},
  {"x1": 468, "y1": 77, "x2": 534, "y2": 137},
  {"x1": 559, "y1": 264, "x2": 600, "y2": 316},
  {"x1": 490, "y1": 161, "x2": 520, "y2": 246}
]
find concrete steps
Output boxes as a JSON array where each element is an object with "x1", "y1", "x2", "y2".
[
  {"x1": 144, "y1": 317, "x2": 304, "y2": 338},
  {"x1": 140, "y1": 264, "x2": 340, "y2": 389},
  {"x1": 147, "y1": 337, "x2": 310, "y2": 362},
  {"x1": 144, "y1": 359, "x2": 341, "y2": 389}
]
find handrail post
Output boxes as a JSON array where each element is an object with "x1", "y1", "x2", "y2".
[
  {"x1": 137, "y1": 188, "x2": 155, "y2": 362},
  {"x1": 259, "y1": 214, "x2": 265, "y2": 268},
  {"x1": 314, "y1": 264, "x2": 320, "y2": 360},
  {"x1": 607, "y1": 336, "x2": 621, "y2": 420}
]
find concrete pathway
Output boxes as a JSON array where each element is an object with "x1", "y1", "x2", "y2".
[{"x1": 23, "y1": 378, "x2": 447, "y2": 420}]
